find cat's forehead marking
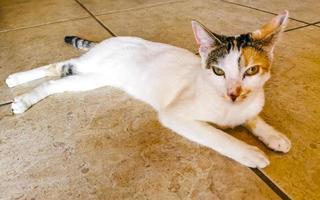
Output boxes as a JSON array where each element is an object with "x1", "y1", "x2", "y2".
[
  {"x1": 206, "y1": 33, "x2": 252, "y2": 69},
  {"x1": 206, "y1": 33, "x2": 271, "y2": 73},
  {"x1": 241, "y1": 47, "x2": 270, "y2": 72}
]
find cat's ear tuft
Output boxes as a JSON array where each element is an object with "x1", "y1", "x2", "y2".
[
  {"x1": 191, "y1": 20, "x2": 221, "y2": 47},
  {"x1": 251, "y1": 10, "x2": 289, "y2": 51}
]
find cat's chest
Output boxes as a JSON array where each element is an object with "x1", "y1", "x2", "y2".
[
  {"x1": 195, "y1": 94, "x2": 264, "y2": 128},
  {"x1": 212, "y1": 106, "x2": 255, "y2": 127}
]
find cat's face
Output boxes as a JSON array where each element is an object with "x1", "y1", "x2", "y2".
[{"x1": 192, "y1": 11, "x2": 288, "y2": 103}]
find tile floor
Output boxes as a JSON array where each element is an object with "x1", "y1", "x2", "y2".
[{"x1": 0, "y1": 0, "x2": 319, "y2": 199}]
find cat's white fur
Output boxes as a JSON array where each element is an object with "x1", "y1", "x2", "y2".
[{"x1": 5, "y1": 12, "x2": 291, "y2": 168}]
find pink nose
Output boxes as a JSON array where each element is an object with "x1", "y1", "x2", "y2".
[
  {"x1": 227, "y1": 86, "x2": 241, "y2": 102},
  {"x1": 228, "y1": 93, "x2": 239, "y2": 102}
]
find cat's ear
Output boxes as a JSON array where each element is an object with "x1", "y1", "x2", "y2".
[
  {"x1": 191, "y1": 20, "x2": 222, "y2": 47},
  {"x1": 251, "y1": 10, "x2": 289, "y2": 52},
  {"x1": 191, "y1": 20, "x2": 223, "y2": 65}
]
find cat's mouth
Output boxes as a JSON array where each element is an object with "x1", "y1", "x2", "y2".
[{"x1": 224, "y1": 89, "x2": 251, "y2": 103}]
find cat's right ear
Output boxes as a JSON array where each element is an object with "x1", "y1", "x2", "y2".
[
  {"x1": 191, "y1": 20, "x2": 222, "y2": 66},
  {"x1": 191, "y1": 20, "x2": 221, "y2": 49}
]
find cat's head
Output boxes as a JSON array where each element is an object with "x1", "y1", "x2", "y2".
[{"x1": 192, "y1": 11, "x2": 288, "y2": 103}]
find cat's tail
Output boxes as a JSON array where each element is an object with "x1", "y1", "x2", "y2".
[{"x1": 64, "y1": 36, "x2": 97, "y2": 51}]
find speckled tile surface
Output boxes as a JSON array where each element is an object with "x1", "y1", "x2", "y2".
[
  {"x1": 0, "y1": 88, "x2": 280, "y2": 199},
  {"x1": 97, "y1": 1, "x2": 320, "y2": 199},
  {"x1": 260, "y1": 26, "x2": 320, "y2": 200},
  {"x1": 0, "y1": 18, "x2": 110, "y2": 104},
  {"x1": 0, "y1": 0, "x2": 89, "y2": 31},
  {"x1": 97, "y1": 0, "x2": 304, "y2": 52},
  {"x1": 1, "y1": 0, "x2": 320, "y2": 199},
  {"x1": 224, "y1": 0, "x2": 320, "y2": 23},
  {"x1": 0, "y1": 1, "x2": 281, "y2": 199},
  {"x1": 225, "y1": 26, "x2": 320, "y2": 199},
  {"x1": 77, "y1": 0, "x2": 186, "y2": 15}
]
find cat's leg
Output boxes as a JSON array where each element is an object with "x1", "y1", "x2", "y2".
[
  {"x1": 244, "y1": 116, "x2": 291, "y2": 153},
  {"x1": 11, "y1": 74, "x2": 106, "y2": 114},
  {"x1": 5, "y1": 59, "x2": 76, "y2": 88},
  {"x1": 158, "y1": 112, "x2": 269, "y2": 168}
]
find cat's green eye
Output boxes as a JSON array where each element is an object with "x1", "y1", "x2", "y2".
[
  {"x1": 245, "y1": 65, "x2": 260, "y2": 76},
  {"x1": 212, "y1": 66, "x2": 225, "y2": 76}
]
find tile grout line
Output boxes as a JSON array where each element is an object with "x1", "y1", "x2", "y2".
[
  {"x1": 312, "y1": 21, "x2": 320, "y2": 27},
  {"x1": 0, "y1": 101, "x2": 12, "y2": 107},
  {"x1": 0, "y1": 1, "x2": 187, "y2": 34},
  {"x1": 284, "y1": 24, "x2": 314, "y2": 32},
  {"x1": 283, "y1": 20, "x2": 320, "y2": 32},
  {"x1": 93, "y1": 0, "x2": 187, "y2": 17},
  {"x1": 0, "y1": 16, "x2": 91, "y2": 34},
  {"x1": 221, "y1": 0, "x2": 311, "y2": 25},
  {"x1": 1, "y1": 1, "x2": 317, "y2": 34},
  {"x1": 250, "y1": 168, "x2": 292, "y2": 200},
  {"x1": 74, "y1": 0, "x2": 117, "y2": 37},
  {"x1": 73, "y1": 0, "x2": 187, "y2": 36}
]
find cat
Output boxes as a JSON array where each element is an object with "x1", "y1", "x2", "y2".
[{"x1": 5, "y1": 11, "x2": 291, "y2": 168}]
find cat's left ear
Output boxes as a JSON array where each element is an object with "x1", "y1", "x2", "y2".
[{"x1": 251, "y1": 10, "x2": 289, "y2": 53}]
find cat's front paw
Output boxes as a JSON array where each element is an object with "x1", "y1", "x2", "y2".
[
  {"x1": 11, "y1": 96, "x2": 31, "y2": 114},
  {"x1": 235, "y1": 146, "x2": 270, "y2": 168},
  {"x1": 264, "y1": 133, "x2": 291, "y2": 153}
]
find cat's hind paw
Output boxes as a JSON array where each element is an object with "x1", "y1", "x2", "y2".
[
  {"x1": 6, "y1": 74, "x2": 21, "y2": 88},
  {"x1": 11, "y1": 96, "x2": 30, "y2": 114}
]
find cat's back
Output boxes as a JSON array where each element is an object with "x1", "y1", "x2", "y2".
[
  {"x1": 83, "y1": 36, "x2": 198, "y2": 63},
  {"x1": 77, "y1": 36, "x2": 200, "y2": 79},
  {"x1": 78, "y1": 36, "x2": 201, "y2": 109}
]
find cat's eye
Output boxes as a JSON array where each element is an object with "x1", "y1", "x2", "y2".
[
  {"x1": 212, "y1": 66, "x2": 225, "y2": 76},
  {"x1": 244, "y1": 65, "x2": 260, "y2": 76}
]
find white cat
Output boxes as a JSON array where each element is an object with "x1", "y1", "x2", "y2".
[{"x1": 5, "y1": 11, "x2": 291, "y2": 168}]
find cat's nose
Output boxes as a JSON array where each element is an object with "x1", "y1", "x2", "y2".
[
  {"x1": 228, "y1": 93, "x2": 239, "y2": 102},
  {"x1": 227, "y1": 86, "x2": 241, "y2": 102}
]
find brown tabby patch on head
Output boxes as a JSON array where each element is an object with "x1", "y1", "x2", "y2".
[
  {"x1": 205, "y1": 33, "x2": 252, "y2": 69},
  {"x1": 206, "y1": 46, "x2": 228, "y2": 69},
  {"x1": 205, "y1": 33, "x2": 272, "y2": 74},
  {"x1": 240, "y1": 47, "x2": 271, "y2": 73}
]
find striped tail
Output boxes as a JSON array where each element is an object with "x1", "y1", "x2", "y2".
[{"x1": 64, "y1": 36, "x2": 97, "y2": 51}]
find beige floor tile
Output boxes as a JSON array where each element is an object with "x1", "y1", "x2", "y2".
[
  {"x1": 98, "y1": 0, "x2": 320, "y2": 199},
  {"x1": 98, "y1": 0, "x2": 304, "y2": 52},
  {"x1": 225, "y1": 0, "x2": 320, "y2": 23},
  {"x1": 228, "y1": 26, "x2": 320, "y2": 199},
  {"x1": 0, "y1": 0, "x2": 89, "y2": 31},
  {"x1": 259, "y1": 26, "x2": 320, "y2": 200},
  {"x1": 1, "y1": 0, "x2": 317, "y2": 198},
  {"x1": 0, "y1": 88, "x2": 279, "y2": 199},
  {"x1": 0, "y1": 17, "x2": 110, "y2": 103},
  {"x1": 78, "y1": 0, "x2": 185, "y2": 15},
  {"x1": 0, "y1": 7, "x2": 279, "y2": 200}
]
